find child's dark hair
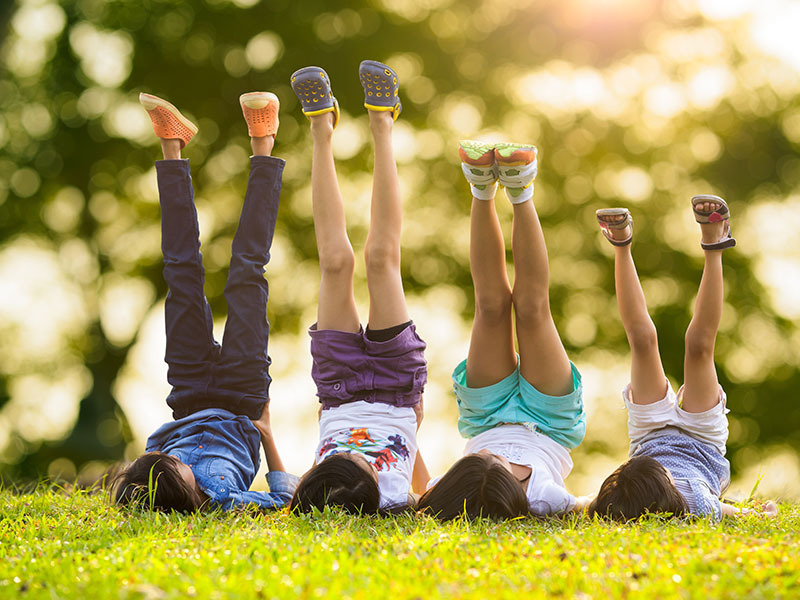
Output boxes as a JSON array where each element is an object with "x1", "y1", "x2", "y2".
[
  {"x1": 417, "y1": 454, "x2": 529, "y2": 521},
  {"x1": 589, "y1": 455, "x2": 688, "y2": 521},
  {"x1": 290, "y1": 453, "x2": 381, "y2": 515},
  {"x1": 112, "y1": 452, "x2": 205, "y2": 513}
]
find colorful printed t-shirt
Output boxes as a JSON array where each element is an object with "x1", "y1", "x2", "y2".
[
  {"x1": 316, "y1": 401, "x2": 417, "y2": 509},
  {"x1": 464, "y1": 424, "x2": 577, "y2": 515}
]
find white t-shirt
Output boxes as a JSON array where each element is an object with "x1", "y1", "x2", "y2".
[
  {"x1": 464, "y1": 424, "x2": 576, "y2": 515},
  {"x1": 316, "y1": 401, "x2": 417, "y2": 509}
]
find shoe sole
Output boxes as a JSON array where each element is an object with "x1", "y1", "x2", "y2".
[
  {"x1": 459, "y1": 140, "x2": 495, "y2": 166},
  {"x1": 138, "y1": 93, "x2": 198, "y2": 136},
  {"x1": 494, "y1": 142, "x2": 537, "y2": 167},
  {"x1": 240, "y1": 91, "x2": 280, "y2": 110}
]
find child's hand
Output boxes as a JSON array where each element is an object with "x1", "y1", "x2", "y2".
[
  {"x1": 251, "y1": 402, "x2": 273, "y2": 439},
  {"x1": 759, "y1": 500, "x2": 779, "y2": 517}
]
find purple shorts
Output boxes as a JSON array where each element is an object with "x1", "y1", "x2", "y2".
[{"x1": 309, "y1": 322, "x2": 427, "y2": 409}]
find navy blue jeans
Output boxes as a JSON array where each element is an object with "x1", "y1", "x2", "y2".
[{"x1": 156, "y1": 156, "x2": 284, "y2": 420}]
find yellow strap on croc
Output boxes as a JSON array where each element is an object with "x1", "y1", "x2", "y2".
[
  {"x1": 304, "y1": 98, "x2": 340, "y2": 129},
  {"x1": 363, "y1": 102, "x2": 400, "y2": 121}
]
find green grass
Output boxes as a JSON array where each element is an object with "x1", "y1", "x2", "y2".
[{"x1": 1, "y1": 489, "x2": 798, "y2": 599}]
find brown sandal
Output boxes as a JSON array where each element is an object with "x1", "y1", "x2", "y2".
[
  {"x1": 596, "y1": 208, "x2": 633, "y2": 247},
  {"x1": 692, "y1": 194, "x2": 736, "y2": 250}
]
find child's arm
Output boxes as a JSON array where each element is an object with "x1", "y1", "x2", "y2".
[
  {"x1": 411, "y1": 397, "x2": 430, "y2": 494},
  {"x1": 721, "y1": 500, "x2": 778, "y2": 518},
  {"x1": 411, "y1": 450, "x2": 431, "y2": 495},
  {"x1": 569, "y1": 495, "x2": 595, "y2": 514},
  {"x1": 251, "y1": 402, "x2": 286, "y2": 472}
]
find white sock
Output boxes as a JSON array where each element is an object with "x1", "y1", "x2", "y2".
[
  {"x1": 461, "y1": 162, "x2": 498, "y2": 200},
  {"x1": 504, "y1": 183, "x2": 534, "y2": 204},
  {"x1": 498, "y1": 158, "x2": 537, "y2": 204},
  {"x1": 497, "y1": 158, "x2": 537, "y2": 187}
]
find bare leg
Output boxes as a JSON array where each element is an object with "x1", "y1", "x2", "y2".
[
  {"x1": 310, "y1": 113, "x2": 360, "y2": 332},
  {"x1": 511, "y1": 200, "x2": 573, "y2": 396},
  {"x1": 363, "y1": 111, "x2": 410, "y2": 329},
  {"x1": 465, "y1": 197, "x2": 516, "y2": 388},
  {"x1": 599, "y1": 214, "x2": 667, "y2": 404},
  {"x1": 682, "y1": 200, "x2": 727, "y2": 412}
]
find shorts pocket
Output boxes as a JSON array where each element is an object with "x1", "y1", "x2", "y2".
[{"x1": 316, "y1": 377, "x2": 355, "y2": 400}]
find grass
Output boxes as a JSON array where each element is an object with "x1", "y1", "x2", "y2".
[{"x1": 1, "y1": 488, "x2": 798, "y2": 599}]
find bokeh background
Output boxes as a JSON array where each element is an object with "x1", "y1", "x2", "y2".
[{"x1": 1, "y1": 0, "x2": 799, "y2": 500}]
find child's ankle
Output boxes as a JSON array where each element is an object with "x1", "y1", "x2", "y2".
[
  {"x1": 368, "y1": 110, "x2": 393, "y2": 132},
  {"x1": 310, "y1": 113, "x2": 335, "y2": 138},
  {"x1": 160, "y1": 138, "x2": 182, "y2": 160},
  {"x1": 251, "y1": 135, "x2": 274, "y2": 157}
]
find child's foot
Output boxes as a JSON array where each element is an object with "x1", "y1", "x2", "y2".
[
  {"x1": 596, "y1": 208, "x2": 633, "y2": 246},
  {"x1": 290, "y1": 66, "x2": 339, "y2": 129},
  {"x1": 494, "y1": 142, "x2": 538, "y2": 204},
  {"x1": 692, "y1": 194, "x2": 736, "y2": 251},
  {"x1": 240, "y1": 91, "x2": 279, "y2": 138},
  {"x1": 459, "y1": 140, "x2": 498, "y2": 200},
  {"x1": 359, "y1": 60, "x2": 401, "y2": 121},
  {"x1": 139, "y1": 93, "x2": 197, "y2": 149}
]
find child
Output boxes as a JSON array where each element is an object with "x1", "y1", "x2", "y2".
[
  {"x1": 287, "y1": 62, "x2": 428, "y2": 514},
  {"x1": 417, "y1": 141, "x2": 588, "y2": 520},
  {"x1": 591, "y1": 198, "x2": 776, "y2": 520},
  {"x1": 113, "y1": 91, "x2": 297, "y2": 511}
]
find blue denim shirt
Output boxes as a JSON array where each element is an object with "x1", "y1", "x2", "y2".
[{"x1": 146, "y1": 408, "x2": 298, "y2": 510}]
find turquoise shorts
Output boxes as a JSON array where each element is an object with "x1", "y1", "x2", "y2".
[{"x1": 452, "y1": 358, "x2": 586, "y2": 450}]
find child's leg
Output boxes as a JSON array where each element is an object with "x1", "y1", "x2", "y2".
[
  {"x1": 457, "y1": 142, "x2": 516, "y2": 387},
  {"x1": 465, "y1": 195, "x2": 517, "y2": 387},
  {"x1": 363, "y1": 111, "x2": 410, "y2": 330},
  {"x1": 682, "y1": 199, "x2": 727, "y2": 412},
  {"x1": 598, "y1": 213, "x2": 667, "y2": 404},
  {"x1": 157, "y1": 139, "x2": 218, "y2": 416},
  {"x1": 310, "y1": 112, "x2": 360, "y2": 332},
  {"x1": 218, "y1": 102, "x2": 284, "y2": 418},
  {"x1": 510, "y1": 199, "x2": 574, "y2": 396},
  {"x1": 139, "y1": 93, "x2": 217, "y2": 418}
]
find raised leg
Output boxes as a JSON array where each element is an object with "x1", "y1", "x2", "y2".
[
  {"x1": 465, "y1": 196, "x2": 517, "y2": 388},
  {"x1": 310, "y1": 113, "x2": 360, "y2": 332},
  {"x1": 682, "y1": 200, "x2": 727, "y2": 412},
  {"x1": 157, "y1": 139, "x2": 218, "y2": 417},
  {"x1": 364, "y1": 111, "x2": 410, "y2": 330},
  {"x1": 217, "y1": 134, "x2": 284, "y2": 417},
  {"x1": 599, "y1": 213, "x2": 667, "y2": 404},
  {"x1": 511, "y1": 200, "x2": 573, "y2": 396}
]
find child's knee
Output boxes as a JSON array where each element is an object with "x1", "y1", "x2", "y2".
[
  {"x1": 320, "y1": 248, "x2": 356, "y2": 277},
  {"x1": 511, "y1": 292, "x2": 550, "y2": 323},
  {"x1": 627, "y1": 322, "x2": 659, "y2": 354},
  {"x1": 684, "y1": 327, "x2": 715, "y2": 360},
  {"x1": 364, "y1": 243, "x2": 400, "y2": 275},
  {"x1": 475, "y1": 293, "x2": 513, "y2": 324}
]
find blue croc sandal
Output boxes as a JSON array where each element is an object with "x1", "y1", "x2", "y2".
[
  {"x1": 359, "y1": 60, "x2": 401, "y2": 120},
  {"x1": 290, "y1": 66, "x2": 340, "y2": 129}
]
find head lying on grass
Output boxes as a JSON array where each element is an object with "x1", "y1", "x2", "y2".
[
  {"x1": 112, "y1": 452, "x2": 206, "y2": 513},
  {"x1": 588, "y1": 456, "x2": 688, "y2": 521},
  {"x1": 416, "y1": 454, "x2": 529, "y2": 521},
  {"x1": 290, "y1": 453, "x2": 412, "y2": 516}
]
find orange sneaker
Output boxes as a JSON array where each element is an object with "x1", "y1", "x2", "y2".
[
  {"x1": 239, "y1": 91, "x2": 280, "y2": 138},
  {"x1": 139, "y1": 93, "x2": 198, "y2": 148}
]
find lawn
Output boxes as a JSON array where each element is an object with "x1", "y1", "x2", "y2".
[{"x1": 1, "y1": 488, "x2": 798, "y2": 599}]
